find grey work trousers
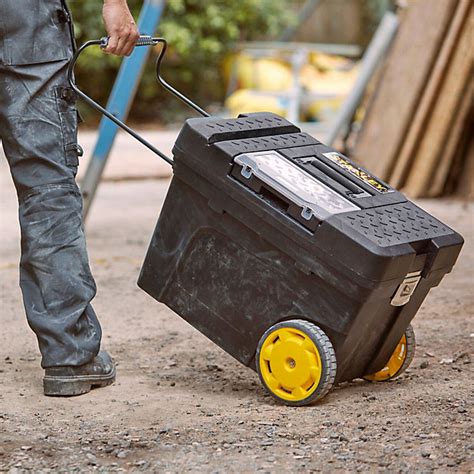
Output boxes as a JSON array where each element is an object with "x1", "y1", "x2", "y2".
[{"x1": 0, "y1": 0, "x2": 102, "y2": 368}]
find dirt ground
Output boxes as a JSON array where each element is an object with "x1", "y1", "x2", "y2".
[{"x1": 0, "y1": 146, "x2": 473, "y2": 472}]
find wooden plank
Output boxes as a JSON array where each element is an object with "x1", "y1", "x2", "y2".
[
  {"x1": 444, "y1": 98, "x2": 473, "y2": 197},
  {"x1": 352, "y1": 0, "x2": 457, "y2": 179},
  {"x1": 428, "y1": 81, "x2": 472, "y2": 197},
  {"x1": 402, "y1": 11, "x2": 473, "y2": 197},
  {"x1": 390, "y1": 0, "x2": 472, "y2": 188},
  {"x1": 455, "y1": 134, "x2": 474, "y2": 199}
]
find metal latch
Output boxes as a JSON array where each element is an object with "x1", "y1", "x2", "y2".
[{"x1": 391, "y1": 271, "x2": 422, "y2": 307}]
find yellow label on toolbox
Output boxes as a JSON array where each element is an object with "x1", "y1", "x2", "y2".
[{"x1": 323, "y1": 152, "x2": 392, "y2": 193}]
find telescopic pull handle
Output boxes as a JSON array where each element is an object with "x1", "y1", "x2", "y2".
[{"x1": 67, "y1": 37, "x2": 174, "y2": 166}]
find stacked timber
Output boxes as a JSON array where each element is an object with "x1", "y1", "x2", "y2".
[{"x1": 353, "y1": 0, "x2": 473, "y2": 198}]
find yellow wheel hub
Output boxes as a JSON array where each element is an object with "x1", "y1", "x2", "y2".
[
  {"x1": 259, "y1": 327, "x2": 322, "y2": 402},
  {"x1": 365, "y1": 334, "x2": 407, "y2": 381}
]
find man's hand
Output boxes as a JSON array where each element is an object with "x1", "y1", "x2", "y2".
[{"x1": 102, "y1": 0, "x2": 140, "y2": 56}]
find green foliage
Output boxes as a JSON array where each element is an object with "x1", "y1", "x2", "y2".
[{"x1": 68, "y1": 0, "x2": 293, "y2": 123}]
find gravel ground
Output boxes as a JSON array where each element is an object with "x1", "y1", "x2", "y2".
[{"x1": 0, "y1": 152, "x2": 473, "y2": 472}]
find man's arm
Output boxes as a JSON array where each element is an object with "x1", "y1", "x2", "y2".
[{"x1": 102, "y1": 0, "x2": 140, "y2": 56}]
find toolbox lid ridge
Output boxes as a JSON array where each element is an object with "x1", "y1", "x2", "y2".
[{"x1": 180, "y1": 112, "x2": 300, "y2": 144}]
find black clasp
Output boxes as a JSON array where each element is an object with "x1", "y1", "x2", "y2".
[
  {"x1": 58, "y1": 86, "x2": 77, "y2": 104},
  {"x1": 57, "y1": 9, "x2": 71, "y2": 24}
]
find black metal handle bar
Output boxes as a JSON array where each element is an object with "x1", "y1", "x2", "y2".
[
  {"x1": 67, "y1": 35, "x2": 179, "y2": 166},
  {"x1": 154, "y1": 38, "x2": 210, "y2": 118}
]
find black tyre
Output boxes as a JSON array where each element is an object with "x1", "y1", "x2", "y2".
[{"x1": 364, "y1": 324, "x2": 416, "y2": 382}]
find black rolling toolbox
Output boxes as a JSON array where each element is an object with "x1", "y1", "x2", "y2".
[
  {"x1": 137, "y1": 112, "x2": 463, "y2": 404},
  {"x1": 70, "y1": 37, "x2": 464, "y2": 406}
]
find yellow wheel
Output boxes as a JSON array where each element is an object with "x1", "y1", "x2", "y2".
[
  {"x1": 256, "y1": 320, "x2": 337, "y2": 406},
  {"x1": 364, "y1": 325, "x2": 416, "y2": 382}
]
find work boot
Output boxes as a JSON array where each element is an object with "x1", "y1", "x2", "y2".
[{"x1": 43, "y1": 351, "x2": 116, "y2": 397}]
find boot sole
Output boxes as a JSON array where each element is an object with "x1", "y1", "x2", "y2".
[{"x1": 43, "y1": 368, "x2": 116, "y2": 397}]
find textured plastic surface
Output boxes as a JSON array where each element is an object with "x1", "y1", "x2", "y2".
[
  {"x1": 198, "y1": 114, "x2": 299, "y2": 143},
  {"x1": 139, "y1": 112, "x2": 463, "y2": 384},
  {"x1": 343, "y1": 202, "x2": 451, "y2": 247},
  {"x1": 218, "y1": 132, "x2": 319, "y2": 155}
]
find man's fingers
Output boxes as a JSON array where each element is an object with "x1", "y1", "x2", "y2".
[
  {"x1": 123, "y1": 29, "x2": 140, "y2": 56},
  {"x1": 104, "y1": 28, "x2": 139, "y2": 56},
  {"x1": 114, "y1": 35, "x2": 129, "y2": 56},
  {"x1": 103, "y1": 34, "x2": 119, "y2": 55}
]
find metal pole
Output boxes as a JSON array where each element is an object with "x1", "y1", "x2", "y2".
[
  {"x1": 287, "y1": 48, "x2": 307, "y2": 123},
  {"x1": 80, "y1": 0, "x2": 166, "y2": 220},
  {"x1": 280, "y1": 0, "x2": 322, "y2": 42},
  {"x1": 325, "y1": 11, "x2": 399, "y2": 147}
]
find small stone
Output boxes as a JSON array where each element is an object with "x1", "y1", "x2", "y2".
[
  {"x1": 21, "y1": 446, "x2": 32, "y2": 451},
  {"x1": 86, "y1": 453, "x2": 97, "y2": 465},
  {"x1": 454, "y1": 352, "x2": 471, "y2": 364},
  {"x1": 440, "y1": 358, "x2": 453, "y2": 365},
  {"x1": 116, "y1": 450, "x2": 128, "y2": 459},
  {"x1": 457, "y1": 407, "x2": 467, "y2": 414}
]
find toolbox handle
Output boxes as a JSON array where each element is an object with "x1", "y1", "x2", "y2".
[
  {"x1": 67, "y1": 35, "x2": 174, "y2": 166},
  {"x1": 154, "y1": 38, "x2": 210, "y2": 118}
]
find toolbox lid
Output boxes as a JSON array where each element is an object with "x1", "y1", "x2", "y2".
[
  {"x1": 234, "y1": 150, "x2": 360, "y2": 221},
  {"x1": 172, "y1": 113, "x2": 463, "y2": 283}
]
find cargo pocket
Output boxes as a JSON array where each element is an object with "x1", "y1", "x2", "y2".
[
  {"x1": 3, "y1": 0, "x2": 70, "y2": 66},
  {"x1": 55, "y1": 86, "x2": 81, "y2": 168}
]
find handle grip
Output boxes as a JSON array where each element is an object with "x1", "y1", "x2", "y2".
[{"x1": 99, "y1": 34, "x2": 162, "y2": 49}]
